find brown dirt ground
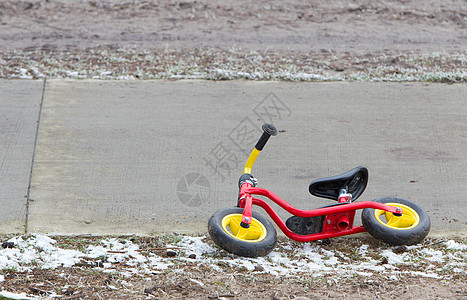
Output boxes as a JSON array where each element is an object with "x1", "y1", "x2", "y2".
[{"x1": 0, "y1": 0, "x2": 465, "y2": 52}]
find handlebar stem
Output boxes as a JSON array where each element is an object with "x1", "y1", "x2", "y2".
[
  {"x1": 242, "y1": 124, "x2": 278, "y2": 175},
  {"x1": 243, "y1": 148, "x2": 260, "y2": 174}
]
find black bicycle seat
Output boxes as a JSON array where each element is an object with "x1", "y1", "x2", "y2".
[{"x1": 309, "y1": 166, "x2": 368, "y2": 201}]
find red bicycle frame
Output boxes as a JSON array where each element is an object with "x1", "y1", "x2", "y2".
[{"x1": 238, "y1": 182, "x2": 402, "y2": 242}]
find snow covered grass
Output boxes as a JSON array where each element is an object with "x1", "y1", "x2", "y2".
[
  {"x1": 0, "y1": 234, "x2": 465, "y2": 299},
  {"x1": 1, "y1": 234, "x2": 465, "y2": 279},
  {"x1": 0, "y1": 48, "x2": 465, "y2": 82}
]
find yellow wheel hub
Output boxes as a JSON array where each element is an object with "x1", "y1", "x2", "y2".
[
  {"x1": 374, "y1": 203, "x2": 420, "y2": 230},
  {"x1": 221, "y1": 214, "x2": 267, "y2": 242}
]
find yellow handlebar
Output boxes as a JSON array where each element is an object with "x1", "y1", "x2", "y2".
[{"x1": 243, "y1": 148, "x2": 260, "y2": 174}]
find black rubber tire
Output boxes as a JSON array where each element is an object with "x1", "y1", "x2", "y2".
[
  {"x1": 208, "y1": 207, "x2": 277, "y2": 257},
  {"x1": 362, "y1": 197, "x2": 431, "y2": 245}
]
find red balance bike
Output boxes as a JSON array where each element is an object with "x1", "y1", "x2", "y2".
[{"x1": 208, "y1": 124, "x2": 431, "y2": 257}]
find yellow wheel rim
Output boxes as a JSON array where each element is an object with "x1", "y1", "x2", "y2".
[
  {"x1": 374, "y1": 203, "x2": 420, "y2": 230},
  {"x1": 221, "y1": 214, "x2": 267, "y2": 242}
]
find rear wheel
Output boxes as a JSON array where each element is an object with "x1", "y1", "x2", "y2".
[
  {"x1": 208, "y1": 207, "x2": 277, "y2": 257},
  {"x1": 362, "y1": 197, "x2": 430, "y2": 245}
]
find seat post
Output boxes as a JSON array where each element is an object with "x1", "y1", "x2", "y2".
[{"x1": 338, "y1": 189, "x2": 353, "y2": 203}]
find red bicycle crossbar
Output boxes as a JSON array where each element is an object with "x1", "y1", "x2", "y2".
[{"x1": 238, "y1": 185, "x2": 402, "y2": 242}]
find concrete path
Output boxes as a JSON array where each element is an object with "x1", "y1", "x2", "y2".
[
  {"x1": 1, "y1": 80, "x2": 466, "y2": 236},
  {"x1": 0, "y1": 80, "x2": 43, "y2": 233}
]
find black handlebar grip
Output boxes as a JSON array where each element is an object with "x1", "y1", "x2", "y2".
[
  {"x1": 255, "y1": 124, "x2": 278, "y2": 151},
  {"x1": 262, "y1": 123, "x2": 278, "y2": 136}
]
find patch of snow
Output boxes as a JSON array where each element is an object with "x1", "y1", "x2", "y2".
[
  {"x1": 208, "y1": 264, "x2": 222, "y2": 272},
  {"x1": 0, "y1": 291, "x2": 35, "y2": 299},
  {"x1": 319, "y1": 249, "x2": 340, "y2": 265},
  {"x1": 86, "y1": 244, "x2": 108, "y2": 259},
  {"x1": 147, "y1": 256, "x2": 173, "y2": 270},
  {"x1": 66, "y1": 71, "x2": 79, "y2": 78},
  {"x1": 176, "y1": 236, "x2": 216, "y2": 257},
  {"x1": 0, "y1": 235, "x2": 83, "y2": 271},
  {"x1": 358, "y1": 244, "x2": 369, "y2": 256},
  {"x1": 189, "y1": 278, "x2": 205, "y2": 287},
  {"x1": 18, "y1": 68, "x2": 33, "y2": 79},
  {"x1": 381, "y1": 249, "x2": 406, "y2": 265},
  {"x1": 407, "y1": 271, "x2": 442, "y2": 279},
  {"x1": 349, "y1": 261, "x2": 387, "y2": 273},
  {"x1": 220, "y1": 257, "x2": 256, "y2": 272},
  {"x1": 116, "y1": 75, "x2": 136, "y2": 80},
  {"x1": 420, "y1": 248, "x2": 445, "y2": 263},
  {"x1": 445, "y1": 240, "x2": 467, "y2": 250},
  {"x1": 355, "y1": 271, "x2": 373, "y2": 276},
  {"x1": 87, "y1": 238, "x2": 141, "y2": 264}
]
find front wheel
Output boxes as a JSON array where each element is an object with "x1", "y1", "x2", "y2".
[
  {"x1": 362, "y1": 197, "x2": 430, "y2": 245},
  {"x1": 208, "y1": 207, "x2": 277, "y2": 257}
]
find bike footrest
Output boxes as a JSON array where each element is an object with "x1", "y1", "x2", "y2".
[{"x1": 286, "y1": 215, "x2": 325, "y2": 235}]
